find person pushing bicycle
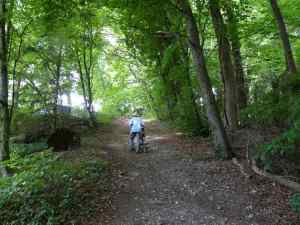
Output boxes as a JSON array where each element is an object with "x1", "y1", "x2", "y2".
[{"x1": 128, "y1": 111, "x2": 145, "y2": 149}]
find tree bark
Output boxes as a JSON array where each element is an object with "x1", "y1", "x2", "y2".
[
  {"x1": 270, "y1": 0, "x2": 297, "y2": 74},
  {"x1": 9, "y1": 20, "x2": 32, "y2": 125},
  {"x1": 225, "y1": 2, "x2": 247, "y2": 111},
  {"x1": 0, "y1": 0, "x2": 10, "y2": 176},
  {"x1": 209, "y1": 0, "x2": 238, "y2": 130},
  {"x1": 75, "y1": 43, "x2": 97, "y2": 127},
  {"x1": 53, "y1": 47, "x2": 63, "y2": 130},
  {"x1": 180, "y1": 0, "x2": 233, "y2": 159},
  {"x1": 84, "y1": 44, "x2": 97, "y2": 127}
]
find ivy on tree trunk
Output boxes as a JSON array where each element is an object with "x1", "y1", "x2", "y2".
[{"x1": 180, "y1": 0, "x2": 234, "y2": 159}]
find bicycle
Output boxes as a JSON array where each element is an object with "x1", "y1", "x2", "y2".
[{"x1": 128, "y1": 131, "x2": 145, "y2": 153}]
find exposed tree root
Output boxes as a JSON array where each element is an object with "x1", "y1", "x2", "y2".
[
  {"x1": 251, "y1": 159, "x2": 300, "y2": 193},
  {"x1": 232, "y1": 158, "x2": 253, "y2": 179}
]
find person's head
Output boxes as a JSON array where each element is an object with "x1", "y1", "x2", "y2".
[
  {"x1": 131, "y1": 109, "x2": 138, "y2": 117},
  {"x1": 132, "y1": 108, "x2": 142, "y2": 117},
  {"x1": 137, "y1": 108, "x2": 144, "y2": 116}
]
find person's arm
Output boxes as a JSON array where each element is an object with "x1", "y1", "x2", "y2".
[
  {"x1": 141, "y1": 119, "x2": 145, "y2": 137},
  {"x1": 141, "y1": 118, "x2": 145, "y2": 128}
]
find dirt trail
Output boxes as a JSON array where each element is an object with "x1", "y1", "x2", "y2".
[{"x1": 96, "y1": 120, "x2": 299, "y2": 225}]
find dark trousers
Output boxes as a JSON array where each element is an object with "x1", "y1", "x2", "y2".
[{"x1": 130, "y1": 132, "x2": 144, "y2": 145}]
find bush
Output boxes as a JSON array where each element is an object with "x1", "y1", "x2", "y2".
[
  {"x1": 10, "y1": 142, "x2": 48, "y2": 158},
  {"x1": 241, "y1": 93, "x2": 291, "y2": 126},
  {"x1": 96, "y1": 112, "x2": 117, "y2": 125},
  {"x1": 255, "y1": 128, "x2": 300, "y2": 172},
  {"x1": 10, "y1": 112, "x2": 51, "y2": 136},
  {"x1": 253, "y1": 95, "x2": 300, "y2": 172},
  {"x1": 242, "y1": 75, "x2": 300, "y2": 127},
  {"x1": 71, "y1": 107, "x2": 90, "y2": 119},
  {"x1": 0, "y1": 151, "x2": 109, "y2": 225},
  {"x1": 290, "y1": 194, "x2": 300, "y2": 214}
]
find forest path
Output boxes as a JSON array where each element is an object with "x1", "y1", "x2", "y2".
[{"x1": 94, "y1": 119, "x2": 297, "y2": 225}]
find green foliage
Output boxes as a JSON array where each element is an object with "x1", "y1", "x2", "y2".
[
  {"x1": 10, "y1": 112, "x2": 49, "y2": 136},
  {"x1": 290, "y1": 194, "x2": 300, "y2": 214},
  {"x1": 280, "y1": 72, "x2": 300, "y2": 93},
  {"x1": 255, "y1": 128, "x2": 300, "y2": 171},
  {"x1": 96, "y1": 112, "x2": 117, "y2": 125},
  {"x1": 70, "y1": 107, "x2": 90, "y2": 119},
  {"x1": 253, "y1": 94, "x2": 300, "y2": 171},
  {"x1": 0, "y1": 151, "x2": 109, "y2": 225},
  {"x1": 10, "y1": 142, "x2": 48, "y2": 158},
  {"x1": 241, "y1": 93, "x2": 288, "y2": 126},
  {"x1": 161, "y1": 43, "x2": 178, "y2": 72},
  {"x1": 242, "y1": 74, "x2": 300, "y2": 126},
  {"x1": 172, "y1": 98, "x2": 209, "y2": 137}
]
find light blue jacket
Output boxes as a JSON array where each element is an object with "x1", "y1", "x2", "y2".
[{"x1": 129, "y1": 117, "x2": 144, "y2": 133}]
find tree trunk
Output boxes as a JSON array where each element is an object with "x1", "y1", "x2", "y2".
[
  {"x1": 0, "y1": 0, "x2": 10, "y2": 176},
  {"x1": 9, "y1": 77, "x2": 21, "y2": 126},
  {"x1": 9, "y1": 21, "x2": 31, "y2": 125},
  {"x1": 86, "y1": 79, "x2": 97, "y2": 127},
  {"x1": 180, "y1": 0, "x2": 233, "y2": 159},
  {"x1": 76, "y1": 44, "x2": 97, "y2": 127},
  {"x1": 84, "y1": 58, "x2": 97, "y2": 127},
  {"x1": 232, "y1": 44, "x2": 247, "y2": 111},
  {"x1": 209, "y1": 0, "x2": 238, "y2": 130},
  {"x1": 270, "y1": 0, "x2": 297, "y2": 74},
  {"x1": 225, "y1": 2, "x2": 247, "y2": 111},
  {"x1": 53, "y1": 47, "x2": 63, "y2": 130}
]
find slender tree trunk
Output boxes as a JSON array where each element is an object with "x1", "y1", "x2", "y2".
[
  {"x1": 0, "y1": 0, "x2": 10, "y2": 176},
  {"x1": 53, "y1": 47, "x2": 62, "y2": 130},
  {"x1": 9, "y1": 25, "x2": 28, "y2": 125},
  {"x1": 225, "y1": 2, "x2": 247, "y2": 111},
  {"x1": 53, "y1": 74, "x2": 59, "y2": 130},
  {"x1": 86, "y1": 76, "x2": 97, "y2": 127},
  {"x1": 209, "y1": 0, "x2": 238, "y2": 130},
  {"x1": 9, "y1": 76, "x2": 21, "y2": 126},
  {"x1": 232, "y1": 44, "x2": 247, "y2": 110},
  {"x1": 270, "y1": 0, "x2": 297, "y2": 74},
  {"x1": 75, "y1": 48, "x2": 88, "y2": 110},
  {"x1": 180, "y1": 0, "x2": 233, "y2": 159},
  {"x1": 186, "y1": 70, "x2": 202, "y2": 124},
  {"x1": 77, "y1": 68, "x2": 94, "y2": 125},
  {"x1": 84, "y1": 54, "x2": 97, "y2": 127},
  {"x1": 76, "y1": 44, "x2": 97, "y2": 127}
]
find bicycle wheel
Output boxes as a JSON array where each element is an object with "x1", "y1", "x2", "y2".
[{"x1": 128, "y1": 138, "x2": 134, "y2": 151}]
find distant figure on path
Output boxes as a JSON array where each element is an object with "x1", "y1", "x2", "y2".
[{"x1": 128, "y1": 111, "x2": 145, "y2": 149}]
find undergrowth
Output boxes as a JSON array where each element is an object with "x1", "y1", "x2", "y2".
[
  {"x1": 10, "y1": 142, "x2": 48, "y2": 158},
  {"x1": 243, "y1": 75, "x2": 300, "y2": 214},
  {"x1": 0, "y1": 149, "x2": 110, "y2": 225},
  {"x1": 290, "y1": 194, "x2": 300, "y2": 214},
  {"x1": 253, "y1": 95, "x2": 300, "y2": 173}
]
